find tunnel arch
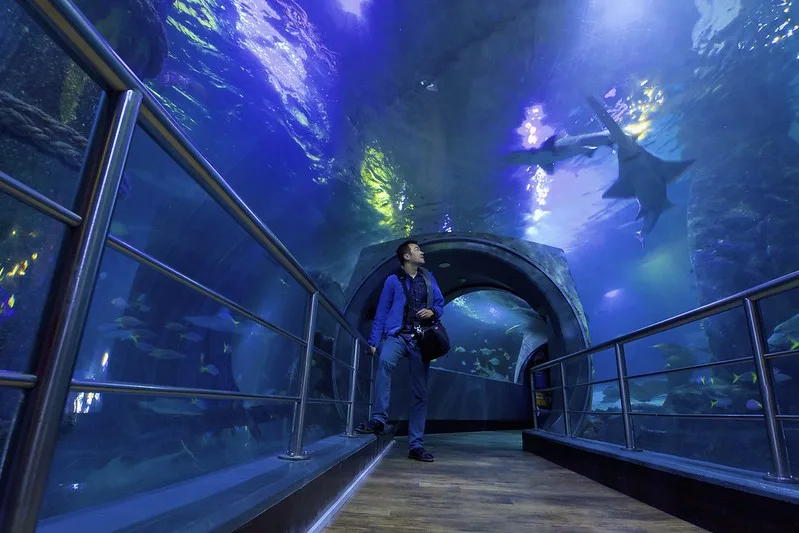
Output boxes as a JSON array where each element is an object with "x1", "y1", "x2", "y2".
[{"x1": 345, "y1": 234, "x2": 589, "y2": 360}]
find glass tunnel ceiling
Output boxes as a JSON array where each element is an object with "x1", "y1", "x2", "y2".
[{"x1": 62, "y1": 0, "x2": 799, "y2": 347}]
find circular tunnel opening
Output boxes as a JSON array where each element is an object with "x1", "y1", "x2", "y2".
[
  {"x1": 346, "y1": 237, "x2": 588, "y2": 353},
  {"x1": 343, "y1": 235, "x2": 594, "y2": 428}
]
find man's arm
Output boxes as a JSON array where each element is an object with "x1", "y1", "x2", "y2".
[{"x1": 368, "y1": 276, "x2": 394, "y2": 348}]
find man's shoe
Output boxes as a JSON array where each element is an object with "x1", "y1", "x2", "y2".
[
  {"x1": 354, "y1": 419, "x2": 385, "y2": 435},
  {"x1": 408, "y1": 447, "x2": 434, "y2": 462}
]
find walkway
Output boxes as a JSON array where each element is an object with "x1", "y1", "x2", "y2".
[{"x1": 324, "y1": 431, "x2": 705, "y2": 532}]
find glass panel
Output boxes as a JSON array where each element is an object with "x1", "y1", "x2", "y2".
[
  {"x1": 112, "y1": 127, "x2": 308, "y2": 338},
  {"x1": 358, "y1": 350, "x2": 373, "y2": 378},
  {"x1": 313, "y1": 305, "x2": 337, "y2": 356},
  {"x1": 330, "y1": 330, "x2": 355, "y2": 365},
  {"x1": 0, "y1": 199, "x2": 69, "y2": 373},
  {"x1": 0, "y1": 0, "x2": 102, "y2": 208},
  {"x1": 303, "y1": 401, "x2": 347, "y2": 448},
  {"x1": 356, "y1": 349, "x2": 372, "y2": 405},
  {"x1": 355, "y1": 369, "x2": 371, "y2": 404},
  {"x1": 632, "y1": 415, "x2": 770, "y2": 472},
  {"x1": 308, "y1": 351, "x2": 351, "y2": 402},
  {"x1": 567, "y1": 381, "x2": 621, "y2": 413},
  {"x1": 784, "y1": 421, "x2": 799, "y2": 477},
  {"x1": 0, "y1": 387, "x2": 24, "y2": 475},
  {"x1": 433, "y1": 290, "x2": 547, "y2": 383},
  {"x1": 539, "y1": 410, "x2": 565, "y2": 435},
  {"x1": 39, "y1": 391, "x2": 293, "y2": 520},
  {"x1": 570, "y1": 411, "x2": 625, "y2": 446},
  {"x1": 353, "y1": 402, "x2": 371, "y2": 430},
  {"x1": 625, "y1": 308, "x2": 748, "y2": 377},
  {"x1": 74, "y1": 247, "x2": 304, "y2": 397},
  {"x1": 532, "y1": 362, "x2": 562, "y2": 391},
  {"x1": 757, "y1": 287, "x2": 799, "y2": 354},
  {"x1": 772, "y1": 355, "x2": 799, "y2": 416},
  {"x1": 564, "y1": 348, "x2": 616, "y2": 385},
  {"x1": 628, "y1": 360, "x2": 759, "y2": 415},
  {"x1": 542, "y1": 385, "x2": 564, "y2": 415}
]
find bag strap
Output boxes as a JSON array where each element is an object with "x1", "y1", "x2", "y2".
[{"x1": 421, "y1": 268, "x2": 433, "y2": 309}]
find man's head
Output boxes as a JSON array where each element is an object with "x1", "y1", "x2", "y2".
[{"x1": 396, "y1": 240, "x2": 425, "y2": 267}]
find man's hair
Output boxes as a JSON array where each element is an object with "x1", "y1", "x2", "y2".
[{"x1": 396, "y1": 239, "x2": 418, "y2": 265}]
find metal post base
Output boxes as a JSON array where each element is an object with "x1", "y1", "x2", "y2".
[
  {"x1": 278, "y1": 451, "x2": 310, "y2": 461},
  {"x1": 764, "y1": 473, "x2": 798, "y2": 484},
  {"x1": 341, "y1": 431, "x2": 360, "y2": 438},
  {"x1": 621, "y1": 446, "x2": 643, "y2": 452}
]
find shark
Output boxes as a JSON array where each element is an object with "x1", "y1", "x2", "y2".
[
  {"x1": 585, "y1": 95, "x2": 695, "y2": 246},
  {"x1": 505, "y1": 131, "x2": 615, "y2": 175}
]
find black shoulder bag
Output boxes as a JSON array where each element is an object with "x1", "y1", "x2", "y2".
[{"x1": 397, "y1": 268, "x2": 451, "y2": 363}]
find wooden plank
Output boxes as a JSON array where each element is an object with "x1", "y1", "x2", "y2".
[{"x1": 325, "y1": 431, "x2": 706, "y2": 532}]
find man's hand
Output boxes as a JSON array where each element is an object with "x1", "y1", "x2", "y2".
[
  {"x1": 416, "y1": 308, "x2": 435, "y2": 320},
  {"x1": 369, "y1": 345, "x2": 377, "y2": 355}
]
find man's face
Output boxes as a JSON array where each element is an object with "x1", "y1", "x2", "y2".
[{"x1": 405, "y1": 243, "x2": 425, "y2": 265}]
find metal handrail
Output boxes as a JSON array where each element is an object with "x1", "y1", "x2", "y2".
[
  {"x1": 17, "y1": 0, "x2": 368, "y2": 349},
  {"x1": 0, "y1": 2, "x2": 377, "y2": 531},
  {"x1": 532, "y1": 269, "x2": 799, "y2": 372},
  {"x1": 107, "y1": 235, "x2": 307, "y2": 345},
  {"x1": 530, "y1": 272, "x2": 799, "y2": 485}
]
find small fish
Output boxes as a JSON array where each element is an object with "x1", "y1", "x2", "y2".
[
  {"x1": 165, "y1": 322, "x2": 188, "y2": 332},
  {"x1": 130, "y1": 329, "x2": 159, "y2": 339},
  {"x1": 200, "y1": 364, "x2": 219, "y2": 376},
  {"x1": 745, "y1": 399, "x2": 763, "y2": 411},
  {"x1": 710, "y1": 398, "x2": 731, "y2": 408},
  {"x1": 115, "y1": 316, "x2": 146, "y2": 328},
  {"x1": 179, "y1": 332, "x2": 203, "y2": 342},
  {"x1": 732, "y1": 372, "x2": 757, "y2": 384},
  {"x1": 223, "y1": 343, "x2": 232, "y2": 354},
  {"x1": 488, "y1": 357, "x2": 500, "y2": 366},
  {"x1": 136, "y1": 342, "x2": 155, "y2": 352},
  {"x1": 454, "y1": 346, "x2": 466, "y2": 353},
  {"x1": 111, "y1": 297, "x2": 127, "y2": 309},
  {"x1": 148, "y1": 348, "x2": 186, "y2": 360}
]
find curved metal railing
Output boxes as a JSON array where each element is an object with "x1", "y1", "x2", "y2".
[
  {"x1": 0, "y1": 1, "x2": 375, "y2": 531},
  {"x1": 530, "y1": 269, "x2": 799, "y2": 484}
]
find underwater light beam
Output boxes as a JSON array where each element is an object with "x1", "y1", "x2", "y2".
[{"x1": 338, "y1": 0, "x2": 370, "y2": 18}]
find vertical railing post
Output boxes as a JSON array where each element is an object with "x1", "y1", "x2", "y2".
[
  {"x1": 743, "y1": 298, "x2": 795, "y2": 483},
  {"x1": 280, "y1": 291, "x2": 319, "y2": 461},
  {"x1": 614, "y1": 343, "x2": 639, "y2": 451},
  {"x1": 0, "y1": 89, "x2": 142, "y2": 533},
  {"x1": 559, "y1": 362, "x2": 571, "y2": 436},
  {"x1": 530, "y1": 367, "x2": 539, "y2": 430},
  {"x1": 343, "y1": 339, "x2": 361, "y2": 437}
]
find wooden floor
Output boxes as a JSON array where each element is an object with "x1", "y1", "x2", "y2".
[{"x1": 324, "y1": 431, "x2": 707, "y2": 533}]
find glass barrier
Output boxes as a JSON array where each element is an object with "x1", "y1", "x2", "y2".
[
  {"x1": 531, "y1": 289, "x2": 799, "y2": 486},
  {"x1": 39, "y1": 390, "x2": 294, "y2": 520},
  {"x1": 0, "y1": 2, "x2": 376, "y2": 531},
  {"x1": 0, "y1": 198, "x2": 70, "y2": 374},
  {"x1": 0, "y1": 387, "x2": 24, "y2": 475},
  {"x1": 0, "y1": 0, "x2": 103, "y2": 209},
  {"x1": 114, "y1": 127, "x2": 309, "y2": 339},
  {"x1": 71, "y1": 246, "x2": 306, "y2": 398}
]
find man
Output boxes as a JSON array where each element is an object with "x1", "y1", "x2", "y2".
[{"x1": 355, "y1": 240, "x2": 445, "y2": 462}]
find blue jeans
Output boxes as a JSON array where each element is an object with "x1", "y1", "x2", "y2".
[{"x1": 371, "y1": 334, "x2": 430, "y2": 449}]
